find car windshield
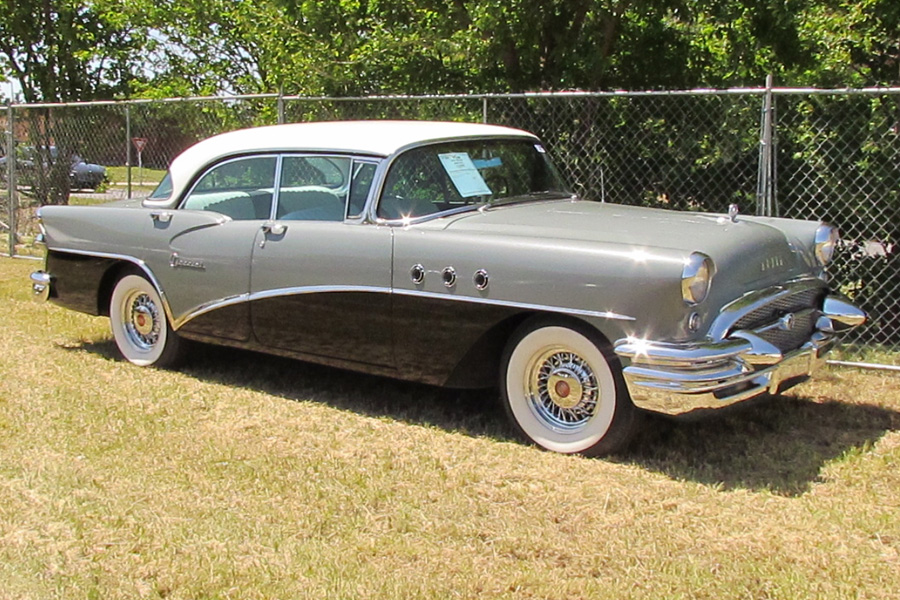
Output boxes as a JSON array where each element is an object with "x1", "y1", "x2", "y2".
[{"x1": 377, "y1": 138, "x2": 571, "y2": 220}]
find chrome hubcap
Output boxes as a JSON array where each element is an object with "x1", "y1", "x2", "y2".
[
  {"x1": 124, "y1": 292, "x2": 160, "y2": 349},
  {"x1": 526, "y1": 348, "x2": 599, "y2": 431}
]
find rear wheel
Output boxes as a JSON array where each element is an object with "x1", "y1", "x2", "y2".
[
  {"x1": 501, "y1": 319, "x2": 639, "y2": 456},
  {"x1": 109, "y1": 273, "x2": 184, "y2": 367}
]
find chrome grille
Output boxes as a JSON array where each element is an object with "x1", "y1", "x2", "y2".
[
  {"x1": 722, "y1": 285, "x2": 824, "y2": 354},
  {"x1": 731, "y1": 288, "x2": 823, "y2": 332},
  {"x1": 755, "y1": 311, "x2": 817, "y2": 352}
]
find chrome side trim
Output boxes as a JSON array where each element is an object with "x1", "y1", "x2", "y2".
[
  {"x1": 44, "y1": 247, "x2": 176, "y2": 326},
  {"x1": 392, "y1": 288, "x2": 635, "y2": 321},
  {"x1": 247, "y1": 285, "x2": 393, "y2": 304},
  {"x1": 176, "y1": 285, "x2": 636, "y2": 328},
  {"x1": 172, "y1": 293, "x2": 251, "y2": 329},
  {"x1": 50, "y1": 246, "x2": 636, "y2": 329}
]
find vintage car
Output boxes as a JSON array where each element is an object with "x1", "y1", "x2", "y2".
[
  {"x1": 30, "y1": 121, "x2": 866, "y2": 456},
  {"x1": 0, "y1": 145, "x2": 107, "y2": 189}
]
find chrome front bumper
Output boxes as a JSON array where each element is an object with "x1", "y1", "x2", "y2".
[{"x1": 614, "y1": 294, "x2": 866, "y2": 416}]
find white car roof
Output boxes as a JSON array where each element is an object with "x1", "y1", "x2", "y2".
[{"x1": 166, "y1": 120, "x2": 537, "y2": 200}]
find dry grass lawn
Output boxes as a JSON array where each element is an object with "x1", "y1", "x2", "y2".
[{"x1": 1, "y1": 257, "x2": 898, "y2": 599}]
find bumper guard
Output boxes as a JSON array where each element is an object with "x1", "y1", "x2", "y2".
[
  {"x1": 30, "y1": 271, "x2": 52, "y2": 302},
  {"x1": 614, "y1": 295, "x2": 866, "y2": 416}
]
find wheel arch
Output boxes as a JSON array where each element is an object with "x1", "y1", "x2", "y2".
[
  {"x1": 97, "y1": 259, "x2": 168, "y2": 321},
  {"x1": 443, "y1": 310, "x2": 625, "y2": 389}
]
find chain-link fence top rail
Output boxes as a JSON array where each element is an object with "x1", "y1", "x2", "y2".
[{"x1": 2, "y1": 90, "x2": 898, "y2": 358}]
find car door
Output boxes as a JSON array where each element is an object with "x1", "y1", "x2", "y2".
[
  {"x1": 153, "y1": 155, "x2": 278, "y2": 342},
  {"x1": 249, "y1": 156, "x2": 395, "y2": 368}
]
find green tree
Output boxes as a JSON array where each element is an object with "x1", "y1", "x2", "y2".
[
  {"x1": 0, "y1": 0, "x2": 147, "y2": 103},
  {"x1": 0, "y1": 0, "x2": 148, "y2": 203}
]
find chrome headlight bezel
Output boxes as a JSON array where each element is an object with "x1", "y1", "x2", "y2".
[
  {"x1": 814, "y1": 223, "x2": 839, "y2": 266},
  {"x1": 682, "y1": 252, "x2": 715, "y2": 306}
]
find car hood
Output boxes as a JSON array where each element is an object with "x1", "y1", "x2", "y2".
[{"x1": 433, "y1": 199, "x2": 820, "y2": 292}]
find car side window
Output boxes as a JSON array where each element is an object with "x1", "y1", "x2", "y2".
[
  {"x1": 276, "y1": 156, "x2": 351, "y2": 221},
  {"x1": 181, "y1": 156, "x2": 276, "y2": 220},
  {"x1": 347, "y1": 161, "x2": 377, "y2": 219}
]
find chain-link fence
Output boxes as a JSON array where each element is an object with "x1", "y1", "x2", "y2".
[{"x1": 2, "y1": 89, "x2": 898, "y2": 362}]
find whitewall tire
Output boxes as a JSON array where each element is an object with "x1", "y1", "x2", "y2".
[
  {"x1": 501, "y1": 320, "x2": 639, "y2": 456},
  {"x1": 109, "y1": 273, "x2": 183, "y2": 368}
]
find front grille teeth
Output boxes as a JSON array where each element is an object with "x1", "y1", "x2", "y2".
[
  {"x1": 730, "y1": 288, "x2": 822, "y2": 332},
  {"x1": 724, "y1": 287, "x2": 824, "y2": 354}
]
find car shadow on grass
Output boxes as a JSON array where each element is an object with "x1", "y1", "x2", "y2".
[
  {"x1": 619, "y1": 393, "x2": 900, "y2": 496},
  {"x1": 69, "y1": 339, "x2": 899, "y2": 497},
  {"x1": 67, "y1": 339, "x2": 513, "y2": 443}
]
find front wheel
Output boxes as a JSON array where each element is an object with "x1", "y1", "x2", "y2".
[
  {"x1": 501, "y1": 319, "x2": 640, "y2": 456},
  {"x1": 109, "y1": 273, "x2": 184, "y2": 368}
]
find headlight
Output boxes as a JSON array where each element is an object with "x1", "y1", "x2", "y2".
[
  {"x1": 682, "y1": 252, "x2": 714, "y2": 305},
  {"x1": 815, "y1": 224, "x2": 839, "y2": 266}
]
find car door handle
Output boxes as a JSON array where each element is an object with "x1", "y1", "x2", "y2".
[
  {"x1": 261, "y1": 222, "x2": 287, "y2": 236},
  {"x1": 150, "y1": 210, "x2": 172, "y2": 223},
  {"x1": 259, "y1": 221, "x2": 287, "y2": 248}
]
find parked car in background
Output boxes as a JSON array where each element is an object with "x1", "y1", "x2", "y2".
[
  {"x1": 0, "y1": 145, "x2": 106, "y2": 190},
  {"x1": 29, "y1": 121, "x2": 866, "y2": 456}
]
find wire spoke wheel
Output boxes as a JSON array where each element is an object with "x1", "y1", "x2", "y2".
[
  {"x1": 109, "y1": 273, "x2": 183, "y2": 368},
  {"x1": 501, "y1": 320, "x2": 638, "y2": 456},
  {"x1": 122, "y1": 290, "x2": 162, "y2": 350},
  {"x1": 526, "y1": 348, "x2": 600, "y2": 431}
]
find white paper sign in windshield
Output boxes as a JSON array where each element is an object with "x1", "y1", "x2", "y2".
[{"x1": 438, "y1": 153, "x2": 492, "y2": 198}]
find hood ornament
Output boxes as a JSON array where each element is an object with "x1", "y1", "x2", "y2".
[{"x1": 728, "y1": 204, "x2": 740, "y2": 223}]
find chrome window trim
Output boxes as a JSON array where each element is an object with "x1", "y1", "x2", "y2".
[
  {"x1": 178, "y1": 152, "x2": 380, "y2": 223},
  {"x1": 274, "y1": 153, "x2": 355, "y2": 221},
  {"x1": 178, "y1": 153, "x2": 280, "y2": 215},
  {"x1": 269, "y1": 155, "x2": 284, "y2": 220},
  {"x1": 346, "y1": 158, "x2": 381, "y2": 222}
]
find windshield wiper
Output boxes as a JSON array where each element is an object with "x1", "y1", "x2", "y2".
[{"x1": 480, "y1": 191, "x2": 575, "y2": 211}]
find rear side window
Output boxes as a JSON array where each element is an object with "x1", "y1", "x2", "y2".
[
  {"x1": 181, "y1": 156, "x2": 277, "y2": 220},
  {"x1": 275, "y1": 156, "x2": 350, "y2": 221}
]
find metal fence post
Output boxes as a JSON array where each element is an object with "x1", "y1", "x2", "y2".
[
  {"x1": 277, "y1": 89, "x2": 285, "y2": 125},
  {"x1": 125, "y1": 105, "x2": 132, "y2": 199},
  {"x1": 5, "y1": 102, "x2": 16, "y2": 257},
  {"x1": 482, "y1": 97, "x2": 488, "y2": 124},
  {"x1": 756, "y1": 74, "x2": 776, "y2": 217}
]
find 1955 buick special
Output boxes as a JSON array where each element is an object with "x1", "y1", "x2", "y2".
[{"x1": 30, "y1": 120, "x2": 866, "y2": 455}]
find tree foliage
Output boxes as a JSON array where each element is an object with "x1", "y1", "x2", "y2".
[
  {"x1": 0, "y1": 0, "x2": 149, "y2": 203},
  {"x1": 2, "y1": 0, "x2": 899, "y2": 101},
  {"x1": 0, "y1": 0, "x2": 147, "y2": 103}
]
